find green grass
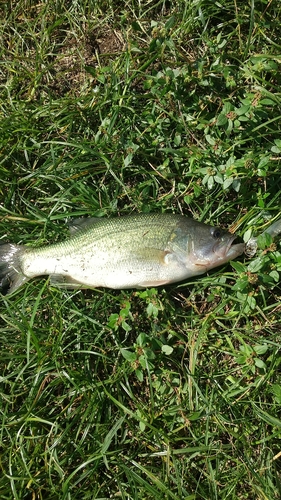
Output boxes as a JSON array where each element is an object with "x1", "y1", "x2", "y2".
[{"x1": 0, "y1": 0, "x2": 281, "y2": 498}]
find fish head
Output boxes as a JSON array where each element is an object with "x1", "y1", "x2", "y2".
[{"x1": 172, "y1": 220, "x2": 245, "y2": 275}]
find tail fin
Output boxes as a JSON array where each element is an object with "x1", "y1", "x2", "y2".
[{"x1": 0, "y1": 243, "x2": 28, "y2": 295}]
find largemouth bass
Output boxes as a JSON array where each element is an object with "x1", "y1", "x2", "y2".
[{"x1": 0, "y1": 213, "x2": 245, "y2": 294}]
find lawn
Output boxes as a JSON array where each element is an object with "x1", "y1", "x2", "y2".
[{"x1": 0, "y1": 1, "x2": 281, "y2": 499}]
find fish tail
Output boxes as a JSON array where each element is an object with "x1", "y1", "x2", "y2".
[{"x1": 0, "y1": 243, "x2": 28, "y2": 295}]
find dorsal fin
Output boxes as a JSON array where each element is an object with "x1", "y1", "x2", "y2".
[{"x1": 68, "y1": 217, "x2": 101, "y2": 236}]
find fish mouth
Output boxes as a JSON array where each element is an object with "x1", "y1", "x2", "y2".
[
  {"x1": 193, "y1": 235, "x2": 245, "y2": 270},
  {"x1": 223, "y1": 235, "x2": 245, "y2": 259}
]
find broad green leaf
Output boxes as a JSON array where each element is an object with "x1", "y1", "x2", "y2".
[
  {"x1": 121, "y1": 349, "x2": 137, "y2": 362},
  {"x1": 161, "y1": 345, "x2": 174, "y2": 355}
]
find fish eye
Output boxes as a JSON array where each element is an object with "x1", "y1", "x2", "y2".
[{"x1": 212, "y1": 227, "x2": 223, "y2": 239}]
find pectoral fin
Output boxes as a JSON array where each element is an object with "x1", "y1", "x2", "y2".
[
  {"x1": 134, "y1": 248, "x2": 181, "y2": 287},
  {"x1": 134, "y1": 247, "x2": 172, "y2": 264}
]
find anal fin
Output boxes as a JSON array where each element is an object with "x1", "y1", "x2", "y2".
[
  {"x1": 50, "y1": 274, "x2": 83, "y2": 289},
  {"x1": 138, "y1": 279, "x2": 170, "y2": 288}
]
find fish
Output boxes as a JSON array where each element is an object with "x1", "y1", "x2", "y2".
[{"x1": 0, "y1": 213, "x2": 245, "y2": 295}]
